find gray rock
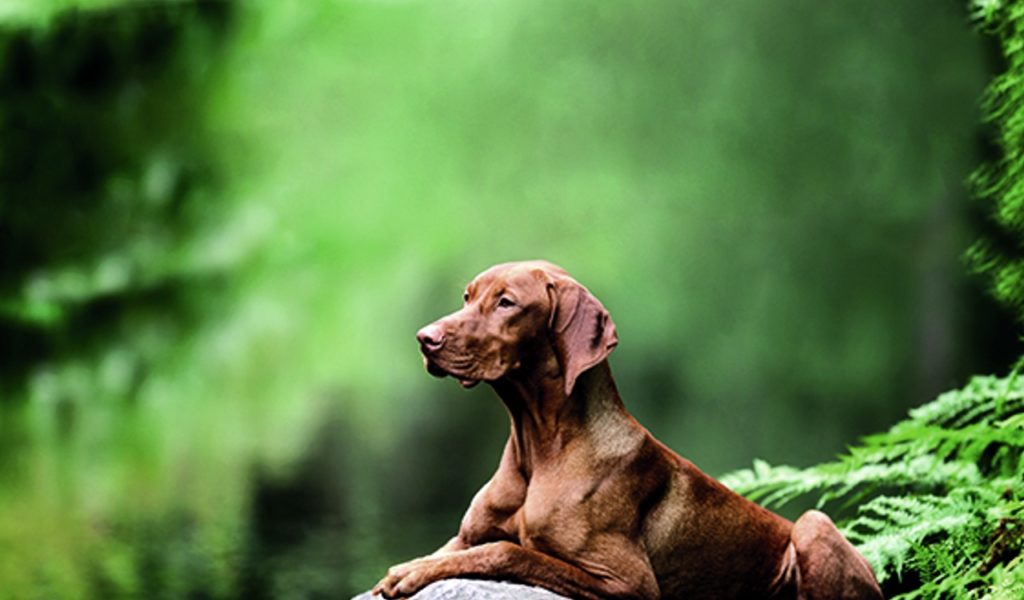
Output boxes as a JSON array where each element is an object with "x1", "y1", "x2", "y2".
[{"x1": 351, "y1": 579, "x2": 572, "y2": 600}]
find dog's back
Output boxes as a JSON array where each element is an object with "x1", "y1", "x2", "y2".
[{"x1": 641, "y1": 439, "x2": 882, "y2": 599}]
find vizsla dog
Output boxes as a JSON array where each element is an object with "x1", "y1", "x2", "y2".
[{"x1": 373, "y1": 261, "x2": 883, "y2": 599}]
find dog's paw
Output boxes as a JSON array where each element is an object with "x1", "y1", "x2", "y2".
[{"x1": 372, "y1": 558, "x2": 442, "y2": 599}]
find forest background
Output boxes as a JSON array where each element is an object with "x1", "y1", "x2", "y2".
[{"x1": 0, "y1": 0, "x2": 1020, "y2": 598}]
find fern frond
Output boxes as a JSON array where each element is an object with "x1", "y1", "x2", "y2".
[{"x1": 722, "y1": 374, "x2": 1024, "y2": 598}]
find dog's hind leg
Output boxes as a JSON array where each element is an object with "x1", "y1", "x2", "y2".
[{"x1": 791, "y1": 510, "x2": 884, "y2": 600}]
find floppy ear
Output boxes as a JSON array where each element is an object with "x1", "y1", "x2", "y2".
[{"x1": 547, "y1": 278, "x2": 618, "y2": 397}]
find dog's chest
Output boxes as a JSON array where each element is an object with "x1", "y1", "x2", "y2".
[{"x1": 516, "y1": 469, "x2": 606, "y2": 555}]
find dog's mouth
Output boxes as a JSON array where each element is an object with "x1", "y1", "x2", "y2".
[{"x1": 423, "y1": 356, "x2": 480, "y2": 389}]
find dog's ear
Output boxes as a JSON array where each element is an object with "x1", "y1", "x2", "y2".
[{"x1": 547, "y1": 277, "x2": 618, "y2": 397}]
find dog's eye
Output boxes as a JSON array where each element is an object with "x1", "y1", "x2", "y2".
[
  {"x1": 463, "y1": 292, "x2": 470, "y2": 303},
  {"x1": 497, "y1": 297, "x2": 516, "y2": 309}
]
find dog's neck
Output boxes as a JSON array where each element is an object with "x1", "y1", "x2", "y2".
[{"x1": 492, "y1": 359, "x2": 632, "y2": 477}]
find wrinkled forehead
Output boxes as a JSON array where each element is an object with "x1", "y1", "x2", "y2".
[{"x1": 466, "y1": 261, "x2": 568, "y2": 299}]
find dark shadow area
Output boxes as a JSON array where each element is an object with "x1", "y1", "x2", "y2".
[{"x1": 0, "y1": 1, "x2": 236, "y2": 395}]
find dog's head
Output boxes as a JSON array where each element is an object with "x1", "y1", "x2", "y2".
[{"x1": 416, "y1": 260, "x2": 618, "y2": 396}]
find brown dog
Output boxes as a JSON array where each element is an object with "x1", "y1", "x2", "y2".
[{"x1": 373, "y1": 261, "x2": 883, "y2": 600}]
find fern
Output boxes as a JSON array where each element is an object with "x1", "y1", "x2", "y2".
[
  {"x1": 722, "y1": 374, "x2": 1024, "y2": 599},
  {"x1": 967, "y1": 0, "x2": 1024, "y2": 317}
]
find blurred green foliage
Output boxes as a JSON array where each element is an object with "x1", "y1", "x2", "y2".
[
  {"x1": 719, "y1": 3, "x2": 1024, "y2": 597},
  {"x1": 0, "y1": 0, "x2": 1015, "y2": 598},
  {"x1": 0, "y1": 2, "x2": 263, "y2": 598},
  {"x1": 968, "y1": 0, "x2": 1024, "y2": 320}
]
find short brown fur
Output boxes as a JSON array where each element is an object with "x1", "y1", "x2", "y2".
[{"x1": 373, "y1": 261, "x2": 883, "y2": 600}]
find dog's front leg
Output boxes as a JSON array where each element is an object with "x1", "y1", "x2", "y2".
[{"x1": 371, "y1": 540, "x2": 658, "y2": 600}]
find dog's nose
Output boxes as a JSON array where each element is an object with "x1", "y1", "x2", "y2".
[{"x1": 416, "y1": 324, "x2": 445, "y2": 352}]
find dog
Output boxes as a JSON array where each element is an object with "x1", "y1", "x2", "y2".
[{"x1": 373, "y1": 260, "x2": 883, "y2": 599}]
